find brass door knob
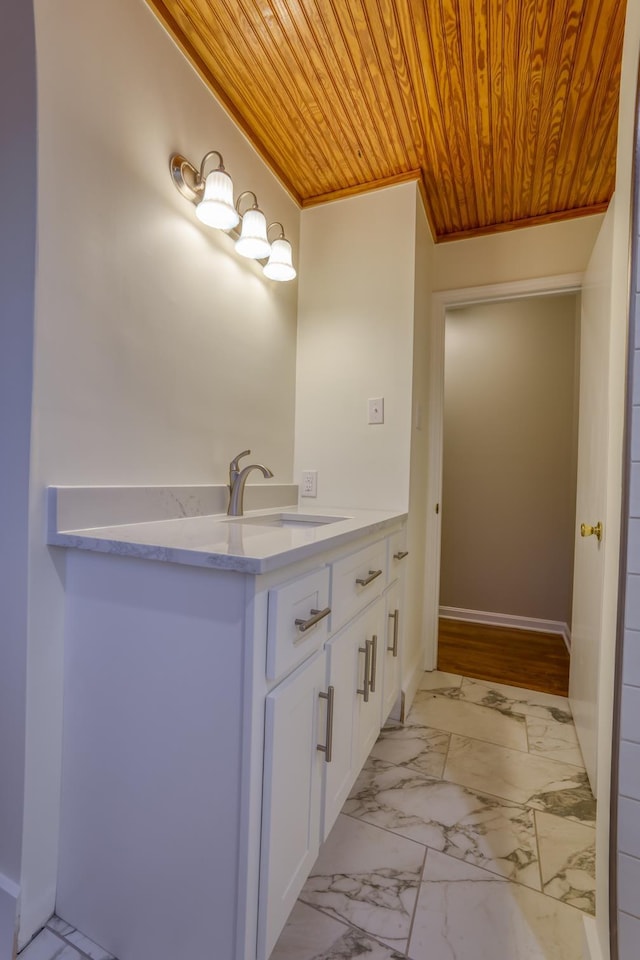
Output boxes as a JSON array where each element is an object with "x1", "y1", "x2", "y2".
[{"x1": 580, "y1": 521, "x2": 603, "y2": 542}]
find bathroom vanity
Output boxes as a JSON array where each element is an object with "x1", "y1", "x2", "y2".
[{"x1": 49, "y1": 487, "x2": 408, "y2": 960}]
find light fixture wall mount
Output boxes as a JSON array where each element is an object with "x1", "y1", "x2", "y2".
[{"x1": 169, "y1": 149, "x2": 296, "y2": 281}]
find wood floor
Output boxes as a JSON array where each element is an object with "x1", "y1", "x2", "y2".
[{"x1": 437, "y1": 618, "x2": 570, "y2": 697}]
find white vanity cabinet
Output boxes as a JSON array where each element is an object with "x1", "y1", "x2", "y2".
[
  {"x1": 258, "y1": 541, "x2": 390, "y2": 958},
  {"x1": 54, "y1": 513, "x2": 406, "y2": 960}
]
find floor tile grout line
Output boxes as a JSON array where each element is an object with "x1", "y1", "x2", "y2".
[
  {"x1": 430, "y1": 676, "x2": 574, "y2": 715},
  {"x1": 441, "y1": 728, "x2": 454, "y2": 774},
  {"x1": 533, "y1": 808, "x2": 546, "y2": 897},
  {"x1": 47, "y1": 919, "x2": 113, "y2": 960},
  {"x1": 298, "y1": 897, "x2": 412, "y2": 956},
  {"x1": 424, "y1": 679, "x2": 574, "y2": 716},
  {"x1": 414, "y1": 692, "x2": 582, "y2": 762},
  {"x1": 405, "y1": 711, "x2": 535, "y2": 761},
  {"x1": 339, "y1": 804, "x2": 595, "y2": 917},
  {"x1": 370, "y1": 743, "x2": 593, "y2": 824},
  {"x1": 369, "y1": 721, "x2": 594, "y2": 817},
  {"x1": 348, "y1": 720, "x2": 596, "y2": 903},
  {"x1": 336, "y1": 804, "x2": 596, "y2": 923},
  {"x1": 22, "y1": 925, "x2": 99, "y2": 960},
  {"x1": 404, "y1": 843, "x2": 429, "y2": 958}
]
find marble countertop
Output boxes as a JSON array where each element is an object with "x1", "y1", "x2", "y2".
[{"x1": 47, "y1": 488, "x2": 406, "y2": 574}]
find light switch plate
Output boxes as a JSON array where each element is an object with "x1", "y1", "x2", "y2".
[{"x1": 368, "y1": 397, "x2": 384, "y2": 424}]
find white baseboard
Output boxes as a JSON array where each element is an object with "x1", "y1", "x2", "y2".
[
  {"x1": 582, "y1": 915, "x2": 607, "y2": 960},
  {"x1": 439, "y1": 606, "x2": 571, "y2": 652},
  {"x1": 0, "y1": 874, "x2": 20, "y2": 960},
  {"x1": 400, "y1": 655, "x2": 424, "y2": 723}
]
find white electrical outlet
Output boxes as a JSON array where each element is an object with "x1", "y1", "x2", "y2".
[
  {"x1": 301, "y1": 470, "x2": 317, "y2": 497},
  {"x1": 368, "y1": 397, "x2": 384, "y2": 424}
]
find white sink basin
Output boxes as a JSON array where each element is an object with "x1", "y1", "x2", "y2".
[{"x1": 224, "y1": 512, "x2": 350, "y2": 529}]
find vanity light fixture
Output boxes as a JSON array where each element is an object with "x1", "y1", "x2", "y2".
[
  {"x1": 169, "y1": 149, "x2": 296, "y2": 281},
  {"x1": 264, "y1": 222, "x2": 296, "y2": 281},
  {"x1": 170, "y1": 150, "x2": 239, "y2": 230},
  {"x1": 234, "y1": 191, "x2": 271, "y2": 260}
]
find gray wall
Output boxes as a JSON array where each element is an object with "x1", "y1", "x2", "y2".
[{"x1": 440, "y1": 294, "x2": 579, "y2": 625}]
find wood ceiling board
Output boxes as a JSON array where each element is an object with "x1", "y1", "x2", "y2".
[{"x1": 146, "y1": 0, "x2": 625, "y2": 240}]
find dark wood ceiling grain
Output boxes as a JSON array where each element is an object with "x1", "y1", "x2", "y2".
[{"x1": 146, "y1": 0, "x2": 626, "y2": 241}]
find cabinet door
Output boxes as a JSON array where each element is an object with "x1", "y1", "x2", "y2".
[
  {"x1": 323, "y1": 621, "x2": 359, "y2": 840},
  {"x1": 353, "y1": 596, "x2": 385, "y2": 772},
  {"x1": 258, "y1": 650, "x2": 327, "y2": 959},
  {"x1": 382, "y1": 579, "x2": 402, "y2": 724}
]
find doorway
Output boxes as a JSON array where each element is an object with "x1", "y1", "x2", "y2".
[
  {"x1": 437, "y1": 293, "x2": 580, "y2": 694},
  {"x1": 423, "y1": 273, "x2": 584, "y2": 675}
]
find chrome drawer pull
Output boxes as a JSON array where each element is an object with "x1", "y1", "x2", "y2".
[
  {"x1": 357, "y1": 642, "x2": 371, "y2": 702},
  {"x1": 317, "y1": 686, "x2": 334, "y2": 763},
  {"x1": 393, "y1": 550, "x2": 409, "y2": 560},
  {"x1": 369, "y1": 635, "x2": 378, "y2": 692},
  {"x1": 356, "y1": 569, "x2": 382, "y2": 587},
  {"x1": 295, "y1": 606, "x2": 331, "y2": 632},
  {"x1": 388, "y1": 609, "x2": 399, "y2": 657}
]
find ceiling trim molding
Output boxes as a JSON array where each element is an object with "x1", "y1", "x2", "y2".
[
  {"x1": 300, "y1": 170, "x2": 422, "y2": 208},
  {"x1": 436, "y1": 202, "x2": 610, "y2": 244}
]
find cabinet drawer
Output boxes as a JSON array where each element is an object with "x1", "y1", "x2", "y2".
[
  {"x1": 267, "y1": 567, "x2": 331, "y2": 681},
  {"x1": 388, "y1": 528, "x2": 409, "y2": 574},
  {"x1": 331, "y1": 540, "x2": 387, "y2": 633}
]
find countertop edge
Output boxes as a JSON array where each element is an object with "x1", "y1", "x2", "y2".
[{"x1": 48, "y1": 511, "x2": 408, "y2": 575}]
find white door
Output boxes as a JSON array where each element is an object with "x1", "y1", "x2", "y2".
[{"x1": 569, "y1": 266, "x2": 611, "y2": 793}]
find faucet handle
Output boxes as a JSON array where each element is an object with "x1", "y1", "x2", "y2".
[{"x1": 230, "y1": 449, "x2": 251, "y2": 473}]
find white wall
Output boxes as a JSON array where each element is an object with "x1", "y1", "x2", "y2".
[
  {"x1": 295, "y1": 182, "x2": 434, "y2": 702},
  {"x1": 20, "y1": 0, "x2": 300, "y2": 945},
  {"x1": 0, "y1": 5, "x2": 37, "y2": 957},
  {"x1": 404, "y1": 198, "x2": 433, "y2": 694},
  {"x1": 433, "y1": 214, "x2": 604, "y2": 292},
  {"x1": 295, "y1": 183, "x2": 417, "y2": 511}
]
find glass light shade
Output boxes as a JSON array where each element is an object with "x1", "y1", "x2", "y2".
[
  {"x1": 235, "y1": 207, "x2": 271, "y2": 259},
  {"x1": 263, "y1": 238, "x2": 296, "y2": 281},
  {"x1": 195, "y1": 169, "x2": 239, "y2": 230}
]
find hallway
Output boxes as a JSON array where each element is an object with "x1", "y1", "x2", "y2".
[{"x1": 19, "y1": 670, "x2": 596, "y2": 960}]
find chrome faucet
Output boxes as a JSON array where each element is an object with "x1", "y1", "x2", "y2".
[{"x1": 227, "y1": 449, "x2": 274, "y2": 516}]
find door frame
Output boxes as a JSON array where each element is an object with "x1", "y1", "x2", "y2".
[{"x1": 422, "y1": 272, "x2": 584, "y2": 671}]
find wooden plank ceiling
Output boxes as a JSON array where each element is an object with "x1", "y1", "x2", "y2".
[{"x1": 146, "y1": 0, "x2": 626, "y2": 241}]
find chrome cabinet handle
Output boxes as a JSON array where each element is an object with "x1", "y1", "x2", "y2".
[
  {"x1": 388, "y1": 609, "x2": 399, "y2": 657},
  {"x1": 317, "y1": 686, "x2": 334, "y2": 763},
  {"x1": 356, "y1": 569, "x2": 382, "y2": 587},
  {"x1": 393, "y1": 550, "x2": 409, "y2": 560},
  {"x1": 295, "y1": 606, "x2": 331, "y2": 632},
  {"x1": 369, "y1": 635, "x2": 378, "y2": 693},
  {"x1": 357, "y1": 641, "x2": 371, "y2": 702}
]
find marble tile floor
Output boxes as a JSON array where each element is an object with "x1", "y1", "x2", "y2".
[
  {"x1": 271, "y1": 670, "x2": 597, "y2": 960},
  {"x1": 20, "y1": 671, "x2": 596, "y2": 960},
  {"x1": 18, "y1": 916, "x2": 114, "y2": 960}
]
